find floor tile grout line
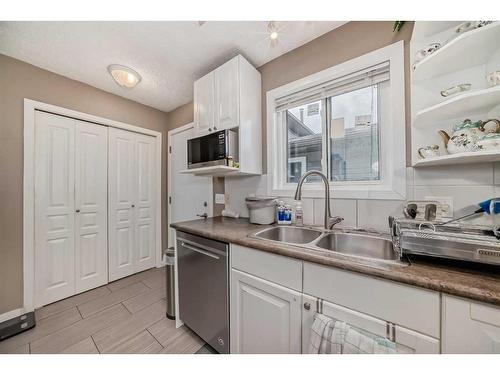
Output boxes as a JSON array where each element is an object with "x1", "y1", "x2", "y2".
[
  {"x1": 76, "y1": 305, "x2": 84, "y2": 319},
  {"x1": 149, "y1": 329, "x2": 165, "y2": 351},
  {"x1": 90, "y1": 335, "x2": 101, "y2": 354}
]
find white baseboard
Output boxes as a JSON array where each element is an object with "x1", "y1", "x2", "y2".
[{"x1": 0, "y1": 308, "x2": 26, "y2": 323}]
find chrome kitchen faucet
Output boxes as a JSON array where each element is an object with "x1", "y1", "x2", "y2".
[{"x1": 294, "y1": 170, "x2": 343, "y2": 230}]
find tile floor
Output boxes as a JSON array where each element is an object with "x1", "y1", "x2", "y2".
[{"x1": 0, "y1": 267, "x2": 205, "y2": 354}]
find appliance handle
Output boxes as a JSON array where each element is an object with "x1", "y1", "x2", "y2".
[{"x1": 180, "y1": 241, "x2": 221, "y2": 260}]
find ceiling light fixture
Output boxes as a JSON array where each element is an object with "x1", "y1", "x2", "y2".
[
  {"x1": 107, "y1": 64, "x2": 142, "y2": 89},
  {"x1": 267, "y1": 21, "x2": 279, "y2": 47}
]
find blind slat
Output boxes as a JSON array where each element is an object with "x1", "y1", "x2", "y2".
[{"x1": 275, "y1": 61, "x2": 390, "y2": 112}]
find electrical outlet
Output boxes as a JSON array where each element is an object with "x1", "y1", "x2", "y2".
[
  {"x1": 425, "y1": 196, "x2": 454, "y2": 218},
  {"x1": 215, "y1": 193, "x2": 225, "y2": 205}
]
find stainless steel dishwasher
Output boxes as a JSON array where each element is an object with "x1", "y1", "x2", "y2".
[{"x1": 177, "y1": 231, "x2": 229, "y2": 354}]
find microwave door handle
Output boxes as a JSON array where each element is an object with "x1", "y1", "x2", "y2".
[{"x1": 181, "y1": 242, "x2": 220, "y2": 260}]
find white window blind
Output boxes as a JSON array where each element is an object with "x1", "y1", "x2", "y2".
[{"x1": 275, "y1": 61, "x2": 390, "y2": 112}]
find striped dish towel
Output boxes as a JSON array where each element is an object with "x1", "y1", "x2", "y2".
[{"x1": 308, "y1": 313, "x2": 397, "y2": 354}]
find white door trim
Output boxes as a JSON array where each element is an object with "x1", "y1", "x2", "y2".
[
  {"x1": 23, "y1": 98, "x2": 163, "y2": 312},
  {"x1": 166, "y1": 122, "x2": 214, "y2": 248}
]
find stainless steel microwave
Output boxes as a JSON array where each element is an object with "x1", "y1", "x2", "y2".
[{"x1": 187, "y1": 129, "x2": 238, "y2": 169}]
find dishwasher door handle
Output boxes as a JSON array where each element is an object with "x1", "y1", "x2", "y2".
[{"x1": 181, "y1": 242, "x2": 221, "y2": 260}]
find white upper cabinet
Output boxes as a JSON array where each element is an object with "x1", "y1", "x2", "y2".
[
  {"x1": 442, "y1": 295, "x2": 500, "y2": 353},
  {"x1": 194, "y1": 55, "x2": 259, "y2": 136},
  {"x1": 192, "y1": 55, "x2": 262, "y2": 176},
  {"x1": 193, "y1": 71, "x2": 215, "y2": 134},
  {"x1": 214, "y1": 57, "x2": 239, "y2": 131}
]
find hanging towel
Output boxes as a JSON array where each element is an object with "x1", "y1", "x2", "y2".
[{"x1": 308, "y1": 313, "x2": 397, "y2": 354}]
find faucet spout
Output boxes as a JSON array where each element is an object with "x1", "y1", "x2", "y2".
[{"x1": 294, "y1": 170, "x2": 343, "y2": 229}]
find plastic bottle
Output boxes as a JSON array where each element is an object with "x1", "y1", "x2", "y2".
[
  {"x1": 295, "y1": 201, "x2": 303, "y2": 227},
  {"x1": 284, "y1": 205, "x2": 292, "y2": 225},
  {"x1": 277, "y1": 201, "x2": 285, "y2": 224}
]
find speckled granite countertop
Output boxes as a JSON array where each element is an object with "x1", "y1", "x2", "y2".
[{"x1": 171, "y1": 217, "x2": 500, "y2": 306}]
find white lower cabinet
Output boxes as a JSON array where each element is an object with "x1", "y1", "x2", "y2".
[
  {"x1": 229, "y1": 245, "x2": 442, "y2": 354},
  {"x1": 230, "y1": 269, "x2": 302, "y2": 354},
  {"x1": 442, "y1": 295, "x2": 500, "y2": 353}
]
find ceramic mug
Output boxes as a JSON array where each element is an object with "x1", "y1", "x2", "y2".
[{"x1": 418, "y1": 145, "x2": 440, "y2": 159}]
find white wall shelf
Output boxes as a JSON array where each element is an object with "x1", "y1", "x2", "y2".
[
  {"x1": 412, "y1": 22, "x2": 500, "y2": 83},
  {"x1": 180, "y1": 165, "x2": 242, "y2": 177},
  {"x1": 413, "y1": 150, "x2": 500, "y2": 167},
  {"x1": 413, "y1": 86, "x2": 500, "y2": 127}
]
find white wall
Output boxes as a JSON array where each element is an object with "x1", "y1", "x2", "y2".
[{"x1": 225, "y1": 162, "x2": 500, "y2": 233}]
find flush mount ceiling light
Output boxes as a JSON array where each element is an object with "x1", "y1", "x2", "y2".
[
  {"x1": 267, "y1": 21, "x2": 280, "y2": 47},
  {"x1": 107, "y1": 64, "x2": 142, "y2": 89}
]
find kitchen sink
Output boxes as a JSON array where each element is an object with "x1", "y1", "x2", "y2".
[
  {"x1": 250, "y1": 226, "x2": 405, "y2": 266},
  {"x1": 315, "y1": 232, "x2": 399, "y2": 261},
  {"x1": 252, "y1": 226, "x2": 323, "y2": 244}
]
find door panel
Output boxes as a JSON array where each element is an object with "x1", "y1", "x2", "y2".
[
  {"x1": 75, "y1": 121, "x2": 108, "y2": 292},
  {"x1": 169, "y1": 125, "x2": 212, "y2": 248},
  {"x1": 230, "y1": 269, "x2": 301, "y2": 354},
  {"x1": 108, "y1": 128, "x2": 136, "y2": 281},
  {"x1": 135, "y1": 134, "x2": 156, "y2": 272},
  {"x1": 194, "y1": 72, "x2": 215, "y2": 135},
  {"x1": 35, "y1": 111, "x2": 75, "y2": 307},
  {"x1": 214, "y1": 57, "x2": 239, "y2": 130}
]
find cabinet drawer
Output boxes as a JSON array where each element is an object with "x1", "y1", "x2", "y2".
[
  {"x1": 230, "y1": 245, "x2": 302, "y2": 291},
  {"x1": 303, "y1": 262, "x2": 440, "y2": 338}
]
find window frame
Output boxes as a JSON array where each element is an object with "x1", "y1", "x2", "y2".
[{"x1": 266, "y1": 41, "x2": 406, "y2": 200}]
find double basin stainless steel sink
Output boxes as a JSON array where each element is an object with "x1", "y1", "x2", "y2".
[{"x1": 250, "y1": 226, "x2": 405, "y2": 265}]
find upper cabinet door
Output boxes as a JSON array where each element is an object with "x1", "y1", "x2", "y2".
[
  {"x1": 214, "y1": 57, "x2": 239, "y2": 130},
  {"x1": 34, "y1": 111, "x2": 76, "y2": 307},
  {"x1": 194, "y1": 71, "x2": 215, "y2": 135},
  {"x1": 108, "y1": 128, "x2": 136, "y2": 282},
  {"x1": 74, "y1": 121, "x2": 108, "y2": 293},
  {"x1": 134, "y1": 134, "x2": 156, "y2": 273}
]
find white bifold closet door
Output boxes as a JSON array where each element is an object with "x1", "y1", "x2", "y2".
[
  {"x1": 108, "y1": 128, "x2": 156, "y2": 282},
  {"x1": 34, "y1": 111, "x2": 108, "y2": 307}
]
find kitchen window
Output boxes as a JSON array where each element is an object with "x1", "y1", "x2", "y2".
[{"x1": 267, "y1": 41, "x2": 406, "y2": 199}]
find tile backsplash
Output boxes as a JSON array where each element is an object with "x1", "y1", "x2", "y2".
[{"x1": 224, "y1": 163, "x2": 500, "y2": 233}]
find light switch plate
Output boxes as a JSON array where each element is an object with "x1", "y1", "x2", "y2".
[
  {"x1": 215, "y1": 193, "x2": 226, "y2": 205},
  {"x1": 425, "y1": 196, "x2": 454, "y2": 218}
]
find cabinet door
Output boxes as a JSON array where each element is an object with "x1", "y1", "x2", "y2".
[
  {"x1": 134, "y1": 134, "x2": 156, "y2": 273},
  {"x1": 443, "y1": 295, "x2": 500, "y2": 353},
  {"x1": 301, "y1": 295, "x2": 439, "y2": 354},
  {"x1": 302, "y1": 295, "x2": 388, "y2": 354},
  {"x1": 214, "y1": 57, "x2": 239, "y2": 130},
  {"x1": 74, "y1": 121, "x2": 108, "y2": 293},
  {"x1": 108, "y1": 128, "x2": 136, "y2": 281},
  {"x1": 230, "y1": 269, "x2": 302, "y2": 354},
  {"x1": 194, "y1": 71, "x2": 215, "y2": 135},
  {"x1": 34, "y1": 111, "x2": 76, "y2": 307}
]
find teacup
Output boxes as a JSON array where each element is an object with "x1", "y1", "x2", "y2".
[
  {"x1": 418, "y1": 145, "x2": 440, "y2": 159},
  {"x1": 487, "y1": 71, "x2": 500, "y2": 87}
]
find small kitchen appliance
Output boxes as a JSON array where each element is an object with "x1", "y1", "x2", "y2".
[{"x1": 187, "y1": 129, "x2": 238, "y2": 169}]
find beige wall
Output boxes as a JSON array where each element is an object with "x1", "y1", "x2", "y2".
[
  {"x1": 166, "y1": 21, "x2": 414, "y2": 171},
  {"x1": 0, "y1": 54, "x2": 170, "y2": 314},
  {"x1": 166, "y1": 101, "x2": 194, "y2": 131}
]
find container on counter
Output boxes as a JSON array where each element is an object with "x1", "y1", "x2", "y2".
[{"x1": 245, "y1": 196, "x2": 277, "y2": 225}]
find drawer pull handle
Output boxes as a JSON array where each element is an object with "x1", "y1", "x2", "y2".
[{"x1": 304, "y1": 302, "x2": 311, "y2": 310}]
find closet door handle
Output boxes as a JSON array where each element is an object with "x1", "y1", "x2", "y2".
[
  {"x1": 75, "y1": 209, "x2": 80, "y2": 213},
  {"x1": 304, "y1": 302, "x2": 311, "y2": 310}
]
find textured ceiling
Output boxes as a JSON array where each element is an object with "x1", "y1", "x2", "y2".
[{"x1": 0, "y1": 21, "x2": 346, "y2": 112}]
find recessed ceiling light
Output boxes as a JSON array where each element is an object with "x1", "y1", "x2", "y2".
[
  {"x1": 267, "y1": 21, "x2": 280, "y2": 47},
  {"x1": 107, "y1": 64, "x2": 142, "y2": 89}
]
